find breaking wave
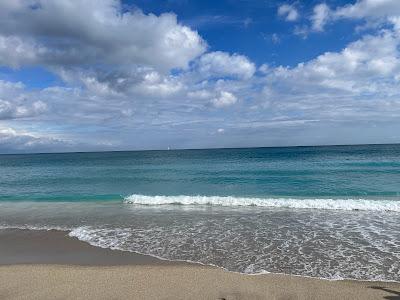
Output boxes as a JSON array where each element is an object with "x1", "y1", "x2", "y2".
[{"x1": 124, "y1": 194, "x2": 400, "y2": 212}]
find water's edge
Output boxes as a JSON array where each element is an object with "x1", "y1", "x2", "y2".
[{"x1": 1, "y1": 226, "x2": 398, "y2": 284}]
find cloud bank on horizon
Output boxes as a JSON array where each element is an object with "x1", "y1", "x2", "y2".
[{"x1": 0, "y1": 0, "x2": 400, "y2": 153}]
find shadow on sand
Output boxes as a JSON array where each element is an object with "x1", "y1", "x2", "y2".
[{"x1": 370, "y1": 286, "x2": 400, "y2": 300}]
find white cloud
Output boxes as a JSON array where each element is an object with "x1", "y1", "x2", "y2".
[
  {"x1": 2, "y1": 23, "x2": 400, "y2": 150},
  {"x1": 259, "y1": 64, "x2": 269, "y2": 74},
  {"x1": 197, "y1": 51, "x2": 256, "y2": 79},
  {"x1": 293, "y1": 25, "x2": 309, "y2": 38},
  {"x1": 278, "y1": 4, "x2": 299, "y2": 22},
  {"x1": 0, "y1": 125, "x2": 72, "y2": 153},
  {"x1": 0, "y1": 0, "x2": 206, "y2": 71},
  {"x1": 268, "y1": 29, "x2": 400, "y2": 94},
  {"x1": 334, "y1": 0, "x2": 400, "y2": 20},
  {"x1": 0, "y1": 100, "x2": 47, "y2": 119},
  {"x1": 211, "y1": 91, "x2": 237, "y2": 108},
  {"x1": 71, "y1": 68, "x2": 184, "y2": 98},
  {"x1": 259, "y1": 28, "x2": 400, "y2": 124},
  {"x1": 187, "y1": 89, "x2": 213, "y2": 100},
  {"x1": 310, "y1": 0, "x2": 400, "y2": 32},
  {"x1": 0, "y1": 1, "x2": 400, "y2": 152},
  {"x1": 0, "y1": 80, "x2": 47, "y2": 120},
  {"x1": 311, "y1": 3, "x2": 331, "y2": 31}
]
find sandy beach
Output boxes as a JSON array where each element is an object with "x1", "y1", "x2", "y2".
[
  {"x1": 2, "y1": 0, "x2": 400, "y2": 298},
  {"x1": 0, "y1": 229, "x2": 399, "y2": 300}
]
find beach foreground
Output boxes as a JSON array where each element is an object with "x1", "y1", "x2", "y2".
[{"x1": 0, "y1": 229, "x2": 399, "y2": 300}]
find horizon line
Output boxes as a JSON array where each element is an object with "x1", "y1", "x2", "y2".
[{"x1": 0, "y1": 142, "x2": 399, "y2": 156}]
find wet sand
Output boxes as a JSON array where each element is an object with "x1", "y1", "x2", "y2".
[
  {"x1": 0, "y1": 229, "x2": 399, "y2": 300},
  {"x1": 0, "y1": 229, "x2": 178, "y2": 266}
]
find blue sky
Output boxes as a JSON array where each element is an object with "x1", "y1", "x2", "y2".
[
  {"x1": 1, "y1": 0, "x2": 400, "y2": 153},
  {"x1": 132, "y1": 0, "x2": 355, "y2": 66}
]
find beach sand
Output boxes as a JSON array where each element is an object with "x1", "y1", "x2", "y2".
[{"x1": 0, "y1": 229, "x2": 399, "y2": 300}]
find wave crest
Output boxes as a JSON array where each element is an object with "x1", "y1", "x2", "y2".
[{"x1": 123, "y1": 194, "x2": 400, "y2": 212}]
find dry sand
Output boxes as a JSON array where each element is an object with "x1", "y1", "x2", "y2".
[{"x1": 0, "y1": 229, "x2": 399, "y2": 300}]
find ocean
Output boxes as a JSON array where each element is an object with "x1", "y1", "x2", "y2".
[{"x1": 0, "y1": 144, "x2": 399, "y2": 281}]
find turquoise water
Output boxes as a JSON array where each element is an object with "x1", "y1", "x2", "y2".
[
  {"x1": 0, "y1": 144, "x2": 400, "y2": 281},
  {"x1": 1, "y1": 144, "x2": 400, "y2": 202}
]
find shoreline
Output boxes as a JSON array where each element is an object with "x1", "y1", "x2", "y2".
[
  {"x1": 0, "y1": 228, "x2": 183, "y2": 266},
  {"x1": 2, "y1": 227, "x2": 399, "y2": 284},
  {"x1": 0, "y1": 229, "x2": 399, "y2": 299}
]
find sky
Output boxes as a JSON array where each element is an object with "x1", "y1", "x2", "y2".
[{"x1": 1, "y1": 0, "x2": 400, "y2": 153}]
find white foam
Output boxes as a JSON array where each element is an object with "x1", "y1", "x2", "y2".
[
  {"x1": 68, "y1": 226, "x2": 131, "y2": 251},
  {"x1": 0, "y1": 224, "x2": 70, "y2": 231},
  {"x1": 123, "y1": 194, "x2": 400, "y2": 212}
]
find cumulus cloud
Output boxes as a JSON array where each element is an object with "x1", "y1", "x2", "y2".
[
  {"x1": 68, "y1": 68, "x2": 184, "y2": 98},
  {"x1": 196, "y1": 51, "x2": 255, "y2": 79},
  {"x1": 0, "y1": 80, "x2": 47, "y2": 120},
  {"x1": 211, "y1": 91, "x2": 237, "y2": 108},
  {"x1": 1, "y1": 0, "x2": 400, "y2": 152},
  {"x1": 260, "y1": 28, "x2": 400, "y2": 123},
  {"x1": 0, "y1": 100, "x2": 47, "y2": 120},
  {"x1": 334, "y1": 0, "x2": 400, "y2": 20},
  {"x1": 0, "y1": 0, "x2": 206, "y2": 71},
  {"x1": 278, "y1": 4, "x2": 299, "y2": 22},
  {"x1": 310, "y1": 0, "x2": 400, "y2": 32},
  {"x1": 269, "y1": 30, "x2": 400, "y2": 93}
]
